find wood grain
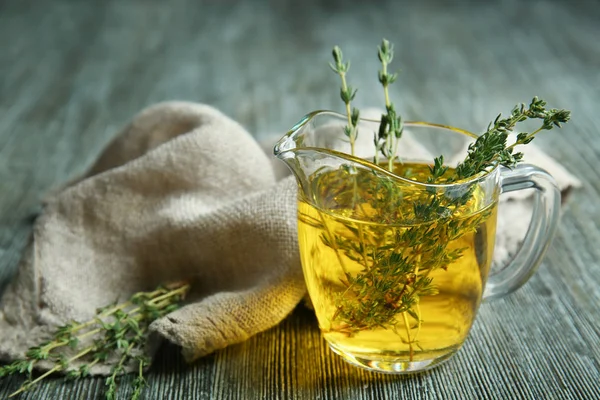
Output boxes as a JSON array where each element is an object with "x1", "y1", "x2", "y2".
[{"x1": 1, "y1": 0, "x2": 599, "y2": 398}]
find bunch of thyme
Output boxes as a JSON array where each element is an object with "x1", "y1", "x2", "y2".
[
  {"x1": 0, "y1": 282, "x2": 190, "y2": 399},
  {"x1": 318, "y1": 39, "x2": 571, "y2": 358}
]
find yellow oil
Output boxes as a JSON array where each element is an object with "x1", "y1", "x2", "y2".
[{"x1": 297, "y1": 162, "x2": 497, "y2": 363}]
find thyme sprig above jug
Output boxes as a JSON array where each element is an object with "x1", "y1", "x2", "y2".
[
  {"x1": 330, "y1": 39, "x2": 571, "y2": 182},
  {"x1": 451, "y1": 98, "x2": 571, "y2": 180},
  {"x1": 314, "y1": 39, "x2": 571, "y2": 359},
  {"x1": 374, "y1": 39, "x2": 404, "y2": 171},
  {"x1": 330, "y1": 46, "x2": 360, "y2": 157},
  {"x1": 0, "y1": 282, "x2": 190, "y2": 400}
]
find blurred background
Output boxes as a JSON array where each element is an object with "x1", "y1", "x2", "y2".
[
  {"x1": 2, "y1": 0, "x2": 598, "y2": 139},
  {"x1": 1, "y1": 0, "x2": 599, "y2": 294},
  {"x1": 2, "y1": 0, "x2": 599, "y2": 288}
]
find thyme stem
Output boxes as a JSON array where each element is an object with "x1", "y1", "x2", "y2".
[{"x1": 402, "y1": 312, "x2": 414, "y2": 361}]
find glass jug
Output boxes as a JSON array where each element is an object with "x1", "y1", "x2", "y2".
[{"x1": 274, "y1": 111, "x2": 560, "y2": 373}]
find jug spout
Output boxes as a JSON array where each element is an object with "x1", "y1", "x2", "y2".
[
  {"x1": 274, "y1": 110, "x2": 382, "y2": 162},
  {"x1": 272, "y1": 132, "x2": 296, "y2": 160},
  {"x1": 272, "y1": 126, "x2": 301, "y2": 179},
  {"x1": 273, "y1": 111, "x2": 319, "y2": 160},
  {"x1": 273, "y1": 111, "x2": 325, "y2": 183},
  {"x1": 273, "y1": 110, "x2": 385, "y2": 193}
]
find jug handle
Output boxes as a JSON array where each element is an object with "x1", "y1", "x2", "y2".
[{"x1": 483, "y1": 164, "x2": 561, "y2": 300}]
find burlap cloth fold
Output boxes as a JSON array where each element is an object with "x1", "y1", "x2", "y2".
[{"x1": 0, "y1": 102, "x2": 581, "y2": 373}]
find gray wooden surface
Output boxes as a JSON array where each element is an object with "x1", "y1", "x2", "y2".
[{"x1": 1, "y1": 0, "x2": 599, "y2": 398}]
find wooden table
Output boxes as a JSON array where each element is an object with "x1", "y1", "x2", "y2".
[{"x1": 1, "y1": 0, "x2": 599, "y2": 398}]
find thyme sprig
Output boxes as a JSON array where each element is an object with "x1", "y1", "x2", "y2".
[
  {"x1": 452, "y1": 97, "x2": 571, "y2": 180},
  {"x1": 0, "y1": 282, "x2": 190, "y2": 399},
  {"x1": 373, "y1": 39, "x2": 404, "y2": 170},
  {"x1": 330, "y1": 46, "x2": 360, "y2": 156}
]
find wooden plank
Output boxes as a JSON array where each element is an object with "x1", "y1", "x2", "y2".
[{"x1": 1, "y1": 0, "x2": 599, "y2": 398}]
